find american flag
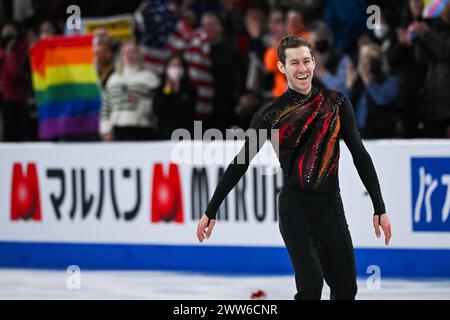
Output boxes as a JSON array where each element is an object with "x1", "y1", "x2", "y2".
[
  {"x1": 137, "y1": 0, "x2": 214, "y2": 115},
  {"x1": 184, "y1": 29, "x2": 214, "y2": 115}
]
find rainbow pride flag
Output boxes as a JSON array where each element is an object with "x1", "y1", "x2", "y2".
[{"x1": 30, "y1": 35, "x2": 101, "y2": 140}]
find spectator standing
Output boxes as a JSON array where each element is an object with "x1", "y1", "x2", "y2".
[
  {"x1": 202, "y1": 12, "x2": 241, "y2": 132},
  {"x1": 100, "y1": 41, "x2": 160, "y2": 141},
  {"x1": 263, "y1": 9, "x2": 286, "y2": 97},
  {"x1": 348, "y1": 43, "x2": 400, "y2": 139},
  {"x1": 0, "y1": 22, "x2": 30, "y2": 141},
  {"x1": 154, "y1": 53, "x2": 197, "y2": 139},
  {"x1": 410, "y1": 2, "x2": 450, "y2": 138}
]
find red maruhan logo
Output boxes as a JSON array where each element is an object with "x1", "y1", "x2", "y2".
[
  {"x1": 151, "y1": 163, "x2": 184, "y2": 223},
  {"x1": 11, "y1": 163, "x2": 42, "y2": 221}
]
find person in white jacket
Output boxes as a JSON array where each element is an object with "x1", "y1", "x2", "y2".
[{"x1": 100, "y1": 41, "x2": 160, "y2": 141}]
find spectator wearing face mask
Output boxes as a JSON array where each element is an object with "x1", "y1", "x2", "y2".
[
  {"x1": 154, "y1": 53, "x2": 197, "y2": 140},
  {"x1": 347, "y1": 43, "x2": 400, "y2": 139},
  {"x1": 369, "y1": 7, "x2": 401, "y2": 62},
  {"x1": 310, "y1": 23, "x2": 353, "y2": 96}
]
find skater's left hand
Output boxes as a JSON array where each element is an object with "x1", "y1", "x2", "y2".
[{"x1": 373, "y1": 213, "x2": 391, "y2": 246}]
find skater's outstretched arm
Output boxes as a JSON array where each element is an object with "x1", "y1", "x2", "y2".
[
  {"x1": 197, "y1": 105, "x2": 273, "y2": 242},
  {"x1": 340, "y1": 96, "x2": 392, "y2": 245}
]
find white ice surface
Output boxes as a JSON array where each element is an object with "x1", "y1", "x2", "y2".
[{"x1": 1, "y1": 269, "x2": 450, "y2": 300}]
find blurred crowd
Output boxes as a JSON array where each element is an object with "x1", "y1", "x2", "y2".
[{"x1": 0, "y1": 0, "x2": 449, "y2": 141}]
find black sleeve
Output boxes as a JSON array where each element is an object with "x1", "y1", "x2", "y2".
[
  {"x1": 204, "y1": 107, "x2": 272, "y2": 219},
  {"x1": 340, "y1": 96, "x2": 386, "y2": 215}
]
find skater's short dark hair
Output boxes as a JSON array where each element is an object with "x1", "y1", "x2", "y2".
[{"x1": 277, "y1": 35, "x2": 313, "y2": 65}]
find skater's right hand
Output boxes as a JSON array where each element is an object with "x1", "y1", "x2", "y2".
[{"x1": 197, "y1": 214, "x2": 216, "y2": 242}]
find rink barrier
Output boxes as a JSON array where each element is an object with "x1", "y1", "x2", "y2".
[{"x1": 0, "y1": 140, "x2": 449, "y2": 277}]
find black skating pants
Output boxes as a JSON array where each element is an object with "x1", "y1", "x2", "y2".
[{"x1": 278, "y1": 186, "x2": 358, "y2": 300}]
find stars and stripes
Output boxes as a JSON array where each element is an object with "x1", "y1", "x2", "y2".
[
  {"x1": 137, "y1": 0, "x2": 180, "y2": 75},
  {"x1": 184, "y1": 29, "x2": 214, "y2": 115},
  {"x1": 137, "y1": 0, "x2": 214, "y2": 115}
]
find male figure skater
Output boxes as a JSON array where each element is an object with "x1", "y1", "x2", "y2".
[{"x1": 196, "y1": 35, "x2": 392, "y2": 300}]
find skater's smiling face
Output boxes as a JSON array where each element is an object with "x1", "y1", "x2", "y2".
[{"x1": 277, "y1": 45, "x2": 315, "y2": 95}]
